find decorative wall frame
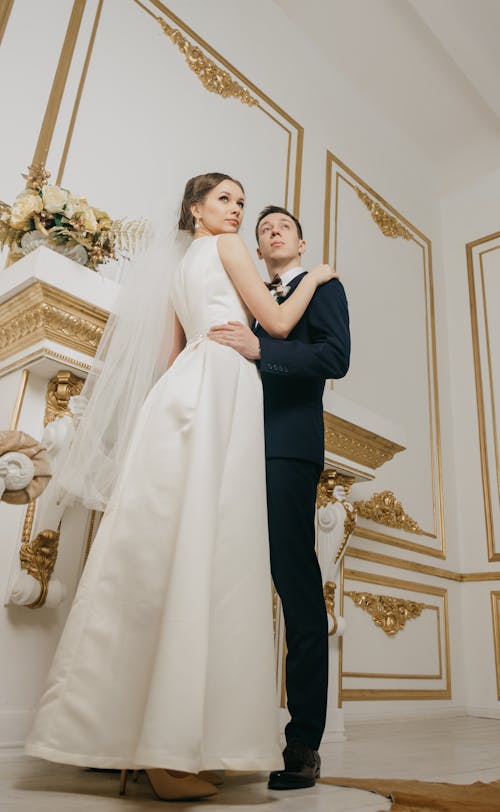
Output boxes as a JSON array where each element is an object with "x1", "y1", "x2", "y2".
[{"x1": 324, "y1": 152, "x2": 445, "y2": 558}]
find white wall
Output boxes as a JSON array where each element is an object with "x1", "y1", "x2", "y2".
[
  {"x1": 1, "y1": 0, "x2": 498, "y2": 746},
  {"x1": 440, "y1": 170, "x2": 500, "y2": 714}
]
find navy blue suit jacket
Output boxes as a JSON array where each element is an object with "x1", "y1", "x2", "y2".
[{"x1": 254, "y1": 272, "x2": 350, "y2": 466}]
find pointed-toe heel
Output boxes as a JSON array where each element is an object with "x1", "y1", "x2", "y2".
[{"x1": 145, "y1": 768, "x2": 218, "y2": 801}]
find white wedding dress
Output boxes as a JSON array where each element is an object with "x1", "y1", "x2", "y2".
[{"x1": 26, "y1": 235, "x2": 282, "y2": 773}]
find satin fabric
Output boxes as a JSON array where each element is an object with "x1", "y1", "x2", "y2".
[{"x1": 26, "y1": 235, "x2": 282, "y2": 773}]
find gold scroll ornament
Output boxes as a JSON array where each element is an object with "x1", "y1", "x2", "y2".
[
  {"x1": 345, "y1": 591, "x2": 424, "y2": 636},
  {"x1": 156, "y1": 16, "x2": 258, "y2": 107},
  {"x1": 355, "y1": 187, "x2": 412, "y2": 240},
  {"x1": 353, "y1": 490, "x2": 424, "y2": 535},
  {"x1": 20, "y1": 370, "x2": 85, "y2": 607}
]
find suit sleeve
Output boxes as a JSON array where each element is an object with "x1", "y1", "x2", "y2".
[{"x1": 258, "y1": 278, "x2": 350, "y2": 380}]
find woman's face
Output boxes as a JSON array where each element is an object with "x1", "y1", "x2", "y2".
[{"x1": 191, "y1": 180, "x2": 245, "y2": 237}]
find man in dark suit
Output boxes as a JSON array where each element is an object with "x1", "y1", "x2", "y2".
[{"x1": 208, "y1": 206, "x2": 350, "y2": 790}]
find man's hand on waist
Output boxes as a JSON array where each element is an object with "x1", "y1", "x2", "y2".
[{"x1": 208, "y1": 321, "x2": 261, "y2": 361}]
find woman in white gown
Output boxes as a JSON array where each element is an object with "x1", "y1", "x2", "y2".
[{"x1": 25, "y1": 173, "x2": 334, "y2": 801}]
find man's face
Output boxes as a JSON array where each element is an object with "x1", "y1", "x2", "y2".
[{"x1": 256, "y1": 212, "x2": 305, "y2": 268}]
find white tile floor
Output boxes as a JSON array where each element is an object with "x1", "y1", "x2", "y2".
[{"x1": 2, "y1": 715, "x2": 500, "y2": 811}]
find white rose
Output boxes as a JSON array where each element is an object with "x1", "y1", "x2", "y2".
[
  {"x1": 42, "y1": 185, "x2": 69, "y2": 214},
  {"x1": 78, "y1": 206, "x2": 98, "y2": 233},
  {"x1": 64, "y1": 196, "x2": 87, "y2": 219},
  {"x1": 9, "y1": 192, "x2": 43, "y2": 229}
]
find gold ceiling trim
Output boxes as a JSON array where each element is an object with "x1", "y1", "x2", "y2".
[
  {"x1": 355, "y1": 187, "x2": 412, "y2": 240},
  {"x1": 345, "y1": 590, "x2": 425, "y2": 636},
  {"x1": 353, "y1": 490, "x2": 425, "y2": 535},
  {"x1": 323, "y1": 411, "x2": 405, "y2": 470},
  {"x1": 44, "y1": 369, "x2": 85, "y2": 426},
  {"x1": 467, "y1": 235, "x2": 500, "y2": 561},
  {"x1": 0, "y1": 281, "x2": 109, "y2": 361}
]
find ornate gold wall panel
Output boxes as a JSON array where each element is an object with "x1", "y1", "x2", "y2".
[
  {"x1": 41, "y1": 0, "x2": 303, "y2": 217},
  {"x1": 341, "y1": 569, "x2": 451, "y2": 700},
  {"x1": 0, "y1": 281, "x2": 108, "y2": 361},
  {"x1": 324, "y1": 152, "x2": 445, "y2": 558},
  {"x1": 345, "y1": 590, "x2": 427, "y2": 636},
  {"x1": 467, "y1": 232, "x2": 500, "y2": 561}
]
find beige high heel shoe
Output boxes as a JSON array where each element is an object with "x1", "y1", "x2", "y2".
[
  {"x1": 119, "y1": 768, "x2": 218, "y2": 801},
  {"x1": 198, "y1": 770, "x2": 224, "y2": 786}
]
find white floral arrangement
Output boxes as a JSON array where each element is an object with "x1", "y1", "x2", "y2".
[{"x1": 0, "y1": 165, "x2": 148, "y2": 271}]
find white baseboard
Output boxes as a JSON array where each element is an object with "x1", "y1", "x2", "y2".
[
  {"x1": 465, "y1": 706, "x2": 500, "y2": 719},
  {"x1": 0, "y1": 710, "x2": 32, "y2": 749},
  {"x1": 342, "y1": 705, "x2": 468, "y2": 724}
]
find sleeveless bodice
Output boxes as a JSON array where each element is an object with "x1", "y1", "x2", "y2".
[{"x1": 171, "y1": 235, "x2": 250, "y2": 341}]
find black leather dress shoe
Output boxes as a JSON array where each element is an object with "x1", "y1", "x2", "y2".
[{"x1": 268, "y1": 740, "x2": 321, "y2": 790}]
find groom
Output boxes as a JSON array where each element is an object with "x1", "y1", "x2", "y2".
[{"x1": 209, "y1": 206, "x2": 350, "y2": 789}]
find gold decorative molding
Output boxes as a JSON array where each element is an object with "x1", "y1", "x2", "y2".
[
  {"x1": 345, "y1": 590, "x2": 424, "y2": 636},
  {"x1": 9, "y1": 370, "x2": 30, "y2": 430},
  {"x1": 0, "y1": 280, "x2": 109, "y2": 361},
  {"x1": 343, "y1": 605, "x2": 442, "y2": 680},
  {"x1": 316, "y1": 469, "x2": 355, "y2": 507},
  {"x1": 355, "y1": 187, "x2": 412, "y2": 240},
  {"x1": 44, "y1": 369, "x2": 85, "y2": 426},
  {"x1": 57, "y1": 0, "x2": 104, "y2": 185},
  {"x1": 466, "y1": 234, "x2": 500, "y2": 561},
  {"x1": 324, "y1": 411, "x2": 405, "y2": 470},
  {"x1": 347, "y1": 545, "x2": 500, "y2": 583},
  {"x1": 316, "y1": 469, "x2": 357, "y2": 563},
  {"x1": 31, "y1": 0, "x2": 86, "y2": 169},
  {"x1": 323, "y1": 153, "x2": 445, "y2": 559},
  {"x1": 155, "y1": 14, "x2": 258, "y2": 107},
  {"x1": 491, "y1": 591, "x2": 500, "y2": 700},
  {"x1": 0, "y1": 0, "x2": 14, "y2": 48},
  {"x1": 339, "y1": 508, "x2": 357, "y2": 564},
  {"x1": 19, "y1": 528, "x2": 60, "y2": 609},
  {"x1": 342, "y1": 570, "x2": 451, "y2": 699},
  {"x1": 323, "y1": 581, "x2": 337, "y2": 635},
  {"x1": 21, "y1": 501, "x2": 36, "y2": 545},
  {"x1": 354, "y1": 490, "x2": 425, "y2": 535}
]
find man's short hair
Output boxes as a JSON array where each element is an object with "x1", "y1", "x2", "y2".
[{"x1": 255, "y1": 205, "x2": 303, "y2": 242}]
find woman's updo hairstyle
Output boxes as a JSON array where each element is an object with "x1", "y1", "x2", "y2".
[{"x1": 178, "y1": 172, "x2": 245, "y2": 234}]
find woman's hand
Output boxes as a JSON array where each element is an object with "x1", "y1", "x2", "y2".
[{"x1": 309, "y1": 264, "x2": 339, "y2": 286}]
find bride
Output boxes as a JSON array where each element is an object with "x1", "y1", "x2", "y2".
[{"x1": 25, "y1": 172, "x2": 335, "y2": 801}]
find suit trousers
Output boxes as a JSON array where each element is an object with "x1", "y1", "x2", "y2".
[{"x1": 266, "y1": 457, "x2": 328, "y2": 751}]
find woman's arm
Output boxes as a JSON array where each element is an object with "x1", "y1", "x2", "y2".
[
  {"x1": 217, "y1": 234, "x2": 331, "y2": 339},
  {"x1": 167, "y1": 313, "x2": 186, "y2": 368}
]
